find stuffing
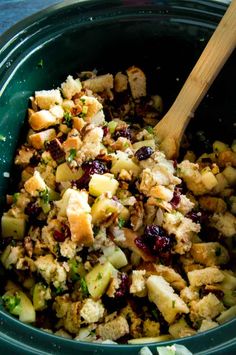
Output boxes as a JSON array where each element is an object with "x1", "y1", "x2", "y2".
[
  {"x1": 177, "y1": 195, "x2": 195, "y2": 215},
  {"x1": 199, "y1": 196, "x2": 227, "y2": 213},
  {"x1": 29, "y1": 110, "x2": 57, "y2": 131},
  {"x1": 82, "y1": 73, "x2": 113, "y2": 93},
  {"x1": 76, "y1": 126, "x2": 103, "y2": 165},
  {"x1": 222, "y1": 166, "x2": 236, "y2": 185},
  {"x1": 114, "y1": 72, "x2": 128, "y2": 92},
  {"x1": 24, "y1": 171, "x2": 46, "y2": 197},
  {"x1": 96, "y1": 316, "x2": 129, "y2": 341},
  {"x1": 34, "y1": 254, "x2": 67, "y2": 289},
  {"x1": 190, "y1": 293, "x2": 224, "y2": 323},
  {"x1": 177, "y1": 160, "x2": 210, "y2": 195},
  {"x1": 180, "y1": 287, "x2": 199, "y2": 305},
  {"x1": 120, "y1": 305, "x2": 142, "y2": 338},
  {"x1": 130, "y1": 270, "x2": 147, "y2": 297},
  {"x1": 218, "y1": 150, "x2": 236, "y2": 167},
  {"x1": 198, "y1": 319, "x2": 218, "y2": 332},
  {"x1": 146, "y1": 275, "x2": 189, "y2": 324},
  {"x1": 60, "y1": 238, "x2": 78, "y2": 259},
  {"x1": 152, "y1": 264, "x2": 186, "y2": 291},
  {"x1": 187, "y1": 267, "x2": 225, "y2": 287},
  {"x1": 210, "y1": 212, "x2": 236, "y2": 237},
  {"x1": 79, "y1": 95, "x2": 103, "y2": 122},
  {"x1": 130, "y1": 201, "x2": 144, "y2": 231},
  {"x1": 143, "y1": 319, "x2": 160, "y2": 337},
  {"x1": 15, "y1": 145, "x2": 35, "y2": 166},
  {"x1": 80, "y1": 299, "x2": 104, "y2": 323},
  {"x1": 126, "y1": 66, "x2": 146, "y2": 99},
  {"x1": 65, "y1": 189, "x2": 94, "y2": 246},
  {"x1": 190, "y1": 242, "x2": 230, "y2": 266},
  {"x1": 169, "y1": 318, "x2": 196, "y2": 339},
  {"x1": 61, "y1": 75, "x2": 82, "y2": 99},
  {"x1": 35, "y1": 89, "x2": 62, "y2": 109},
  {"x1": 29, "y1": 128, "x2": 56, "y2": 150},
  {"x1": 1, "y1": 245, "x2": 24, "y2": 269},
  {"x1": 163, "y1": 212, "x2": 200, "y2": 254}
]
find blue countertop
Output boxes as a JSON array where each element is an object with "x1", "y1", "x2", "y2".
[{"x1": 0, "y1": 0, "x2": 61, "y2": 35}]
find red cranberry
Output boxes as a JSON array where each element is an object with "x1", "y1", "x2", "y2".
[
  {"x1": 25, "y1": 202, "x2": 42, "y2": 219},
  {"x1": 186, "y1": 211, "x2": 209, "y2": 224},
  {"x1": 102, "y1": 126, "x2": 109, "y2": 136},
  {"x1": 115, "y1": 273, "x2": 129, "y2": 298},
  {"x1": 46, "y1": 139, "x2": 65, "y2": 163},
  {"x1": 135, "y1": 146, "x2": 154, "y2": 161},
  {"x1": 53, "y1": 230, "x2": 66, "y2": 242},
  {"x1": 76, "y1": 160, "x2": 108, "y2": 188},
  {"x1": 170, "y1": 188, "x2": 181, "y2": 208},
  {"x1": 144, "y1": 225, "x2": 166, "y2": 246},
  {"x1": 154, "y1": 235, "x2": 172, "y2": 253},
  {"x1": 114, "y1": 128, "x2": 131, "y2": 140},
  {"x1": 135, "y1": 237, "x2": 152, "y2": 254}
]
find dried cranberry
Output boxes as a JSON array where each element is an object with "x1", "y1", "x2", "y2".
[
  {"x1": 76, "y1": 160, "x2": 108, "y2": 188},
  {"x1": 25, "y1": 202, "x2": 42, "y2": 219},
  {"x1": 143, "y1": 225, "x2": 162, "y2": 246},
  {"x1": 115, "y1": 273, "x2": 129, "y2": 298},
  {"x1": 53, "y1": 230, "x2": 66, "y2": 242},
  {"x1": 135, "y1": 237, "x2": 152, "y2": 254},
  {"x1": 114, "y1": 128, "x2": 131, "y2": 140},
  {"x1": 186, "y1": 212, "x2": 202, "y2": 223},
  {"x1": 154, "y1": 235, "x2": 172, "y2": 253},
  {"x1": 102, "y1": 126, "x2": 109, "y2": 136},
  {"x1": 135, "y1": 146, "x2": 154, "y2": 161},
  {"x1": 170, "y1": 188, "x2": 181, "y2": 208},
  {"x1": 173, "y1": 159, "x2": 178, "y2": 169}
]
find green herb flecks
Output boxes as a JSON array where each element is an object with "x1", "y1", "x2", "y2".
[
  {"x1": 2, "y1": 294, "x2": 21, "y2": 314},
  {"x1": 151, "y1": 309, "x2": 159, "y2": 321},
  {"x1": 97, "y1": 272, "x2": 103, "y2": 280},
  {"x1": 145, "y1": 126, "x2": 153, "y2": 134},
  {"x1": 39, "y1": 188, "x2": 49, "y2": 204},
  {"x1": 67, "y1": 149, "x2": 77, "y2": 163},
  {"x1": 172, "y1": 300, "x2": 176, "y2": 308},
  {"x1": 68, "y1": 259, "x2": 81, "y2": 282},
  {"x1": 63, "y1": 112, "x2": 73, "y2": 128},
  {"x1": 80, "y1": 277, "x2": 89, "y2": 297},
  {"x1": 118, "y1": 217, "x2": 126, "y2": 229},
  {"x1": 13, "y1": 193, "x2": 20, "y2": 204}
]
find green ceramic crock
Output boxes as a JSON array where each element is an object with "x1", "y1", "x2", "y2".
[{"x1": 0, "y1": 1, "x2": 235, "y2": 354}]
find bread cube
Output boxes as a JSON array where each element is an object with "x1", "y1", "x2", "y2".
[
  {"x1": 24, "y1": 171, "x2": 46, "y2": 196},
  {"x1": 114, "y1": 72, "x2": 128, "y2": 92},
  {"x1": 82, "y1": 74, "x2": 113, "y2": 93},
  {"x1": 29, "y1": 110, "x2": 57, "y2": 131},
  {"x1": 187, "y1": 267, "x2": 224, "y2": 287},
  {"x1": 190, "y1": 242, "x2": 229, "y2": 266},
  {"x1": 35, "y1": 89, "x2": 62, "y2": 109},
  {"x1": 146, "y1": 275, "x2": 189, "y2": 324},
  {"x1": 61, "y1": 75, "x2": 82, "y2": 99},
  {"x1": 126, "y1": 66, "x2": 146, "y2": 99},
  {"x1": 29, "y1": 128, "x2": 56, "y2": 149}
]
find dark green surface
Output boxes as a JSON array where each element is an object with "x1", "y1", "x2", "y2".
[{"x1": 0, "y1": 0, "x2": 236, "y2": 354}]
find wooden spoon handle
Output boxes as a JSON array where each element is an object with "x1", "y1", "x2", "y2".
[{"x1": 154, "y1": 0, "x2": 236, "y2": 143}]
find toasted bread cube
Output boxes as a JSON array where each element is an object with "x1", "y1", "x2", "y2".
[
  {"x1": 114, "y1": 72, "x2": 128, "y2": 92},
  {"x1": 190, "y1": 242, "x2": 229, "y2": 266},
  {"x1": 29, "y1": 128, "x2": 56, "y2": 149},
  {"x1": 49, "y1": 105, "x2": 64, "y2": 119},
  {"x1": 82, "y1": 74, "x2": 113, "y2": 93},
  {"x1": 146, "y1": 275, "x2": 189, "y2": 324},
  {"x1": 29, "y1": 110, "x2": 57, "y2": 131},
  {"x1": 222, "y1": 166, "x2": 236, "y2": 186},
  {"x1": 191, "y1": 293, "x2": 224, "y2": 322},
  {"x1": 198, "y1": 196, "x2": 227, "y2": 213},
  {"x1": 211, "y1": 212, "x2": 236, "y2": 237},
  {"x1": 201, "y1": 171, "x2": 218, "y2": 190},
  {"x1": 80, "y1": 95, "x2": 103, "y2": 122},
  {"x1": 187, "y1": 267, "x2": 224, "y2": 287},
  {"x1": 127, "y1": 66, "x2": 146, "y2": 99},
  {"x1": 24, "y1": 171, "x2": 46, "y2": 196},
  {"x1": 72, "y1": 116, "x2": 86, "y2": 131},
  {"x1": 153, "y1": 265, "x2": 186, "y2": 291},
  {"x1": 35, "y1": 89, "x2": 62, "y2": 109},
  {"x1": 66, "y1": 189, "x2": 94, "y2": 246},
  {"x1": 149, "y1": 185, "x2": 173, "y2": 201},
  {"x1": 96, "y1": 316, "x2": 129, "y2": 341},
  {"x1": 61, "y1": 75, "x2": 82, "y2": 99}
]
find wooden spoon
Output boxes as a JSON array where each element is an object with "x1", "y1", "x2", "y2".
[{"x1": 154, "y1": 0, "x2": 236, "y2": 159}]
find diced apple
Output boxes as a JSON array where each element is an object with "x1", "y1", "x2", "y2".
[
  {"x1": 33, "y1": 283, "x2": 51, "y2": 311},
  {"x1": 201, "y1": 171, "x2": 218, "y2": 190},
  {"x1": 89, "y1": 173, "x2": 119, "y2": 197},
  {"x1": 1, "y1": 215, "x2": 26, "y2": 239},
  {"x1": 103, "y1": 245, "x2": 128, "y2": 269},
  {"x1": 132, "y1": 139, "x2": 156, "y2": 152},
  {"x1": 111, "y1": 151, "x2": 141, "y2": 177},
  {"x1": 85, "y1": 261, "x2": 116, "y2": 299},
  {"x1": 128, "y1": 335, "x2": 172, "y2": 344},
  {"x1": 91, "y1": 197, "x2": 122, "y2": 225},
  {"x1": 56, "y1": 163, "x2": 83, "y2": 182}
]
